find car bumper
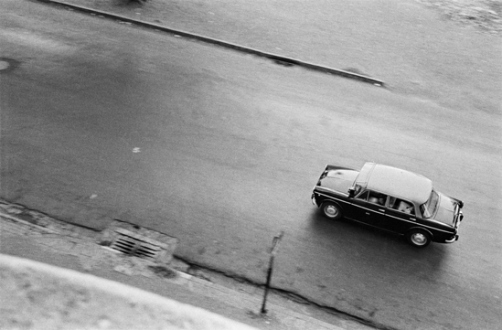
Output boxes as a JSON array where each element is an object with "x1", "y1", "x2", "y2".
[
  {"x1": 311, "y1": 193, "x2": 317, "y2": 206},
  {"x1": 444, "y1": 234, "x2": 459, "y2": 243}
]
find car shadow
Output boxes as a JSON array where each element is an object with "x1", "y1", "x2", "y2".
[{"x1": 306, "y1": 208, "x2": 449, "y2": 275}]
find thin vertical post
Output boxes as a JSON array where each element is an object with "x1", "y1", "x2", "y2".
[{"x1": 260, "y1": 231, "x2": 284, "y2": 314}]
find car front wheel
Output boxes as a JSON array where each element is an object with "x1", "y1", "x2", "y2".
[
  {"x1": 321, "y1": 202, "x2": 342, "y2": 220},
  {"x1": 406, "y1": 229, "x2": 432, "y2": 248}
]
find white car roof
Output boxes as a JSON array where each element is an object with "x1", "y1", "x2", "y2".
[{"x1": 355, "y1": 163, "x2": 432, "y2": 204}]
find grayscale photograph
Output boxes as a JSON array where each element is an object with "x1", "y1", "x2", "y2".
[{"x1": 1, "y1": 0, "x2": 501, "y2": 329}]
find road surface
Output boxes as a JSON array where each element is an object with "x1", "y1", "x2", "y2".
[{"x1": 1, "y1": 1, "x2": 501, "y2": 329}]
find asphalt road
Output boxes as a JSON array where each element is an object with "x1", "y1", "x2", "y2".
[{"x1": 1, "y1": 1, "x2": 501, "y2": 330}]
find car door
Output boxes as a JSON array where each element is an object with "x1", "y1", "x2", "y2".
[
  {"x1": 376, "y1": 196, "x2": 417, "y2": 234},
  {"x1": 348, "y1": 190, "x2": 388, "y2": 227}
]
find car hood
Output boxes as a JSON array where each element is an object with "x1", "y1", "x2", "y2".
[
  {"x1": 433, "y1": 192, "x2": 459, "y2": 227},
  {"x1": 318, "y1": 169, "x2": 359, "y2": 194}
]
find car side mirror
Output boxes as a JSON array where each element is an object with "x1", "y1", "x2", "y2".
[{"x1": 348, "y1": 188, "x2": 355, "y2": 198}]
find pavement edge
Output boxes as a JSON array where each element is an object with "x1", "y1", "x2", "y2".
[{"x1": 33, "y1": 0, "x2": 386, "y2": 87}]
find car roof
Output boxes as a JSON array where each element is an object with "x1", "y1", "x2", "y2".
[{"x1": 356, "y1": 163, "x2": 432, "y2": 204}]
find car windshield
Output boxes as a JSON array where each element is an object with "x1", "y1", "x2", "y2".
[{"x1": 420, "y1": 190, "x2": 439, "y2": 218}]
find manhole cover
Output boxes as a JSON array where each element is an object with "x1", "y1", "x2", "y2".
[{"x1": 99, "y1": 219, "x2": 178, "y2": 264}]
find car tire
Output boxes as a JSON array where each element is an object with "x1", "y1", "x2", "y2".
[
  {"x1": 406, "y1": 229, "x2": 432, "y2": 248},
  {"x1": 321, "y1": 202, "x2": 342, "y2": 220}
]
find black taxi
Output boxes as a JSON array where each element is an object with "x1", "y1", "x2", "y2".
[{"x1": 311, "y1": 162, "x2": 464, "y2": 247}]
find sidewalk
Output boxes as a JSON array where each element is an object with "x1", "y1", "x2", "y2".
[{"x1": 0, "y1": 201, "x2": 373, "y2": 330}]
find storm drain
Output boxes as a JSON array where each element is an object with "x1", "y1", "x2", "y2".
[
  {"x1": 110, "y1": 228, "x2": 162, "y2": 260},
  {"x1": 100, "y1": 220, "x2": 179, "y2": 264}
]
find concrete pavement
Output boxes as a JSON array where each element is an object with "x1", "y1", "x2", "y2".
[{"x1": 0, "y1": 200, "x2": 373, "y2": 330}]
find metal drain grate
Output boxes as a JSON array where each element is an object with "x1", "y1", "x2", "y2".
[
  {"x1": 110, "y1": 228, "x2": 162, "y2": 260},
  {"x1": 100, "y1": 220, "x2": 178, "y2": 264}
]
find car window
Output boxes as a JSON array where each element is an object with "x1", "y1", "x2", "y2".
[
  {"x1": 421, "y1": 190, "x2": 439, "y2": 218},
  {"x1": 389, "y1": 197, "x2": 415, "y2": 215},
  {"x1": 353, "y1": 184, "x2": 363, "y2": 195},
  {"x1": 356, "y1": 190, "x2": 369, "y2": 201},
  {"x1": 367, "y1": 191, "x2": 387, "y2": 206}
]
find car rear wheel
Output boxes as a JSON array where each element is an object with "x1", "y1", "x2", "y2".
[
  {"x1": 406, "y1": 229, "x2": 432, "y2": 248},
  {"x1": 321, "y1": 202, "x2": 342, "y2": 220}
]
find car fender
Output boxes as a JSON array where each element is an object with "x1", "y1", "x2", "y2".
[
  {"x1": 406, "y1": 226, "x2": 433, "y2": 238},
  {"x1": 320, "y1": 199, "x2": 345, "y2": 212}
]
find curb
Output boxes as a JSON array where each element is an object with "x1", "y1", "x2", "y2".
[
  {"x1": 0, "y1": 202, "x2": 353, "y2": 330},
  {"x1": 35, "y1": 0, "x2": 385, "y2": 87}
]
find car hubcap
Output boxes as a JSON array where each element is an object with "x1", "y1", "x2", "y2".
[
  {"x1": 325, "y1": 205, "x2": 338, "y2": 217},
  {"x1": 411, "y1": 233, "x2": 427, "y2": 245}
]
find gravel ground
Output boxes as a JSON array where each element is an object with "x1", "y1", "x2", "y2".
[{"x1": 415, "y1": 0, "x2": 502, "y2": 33}]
